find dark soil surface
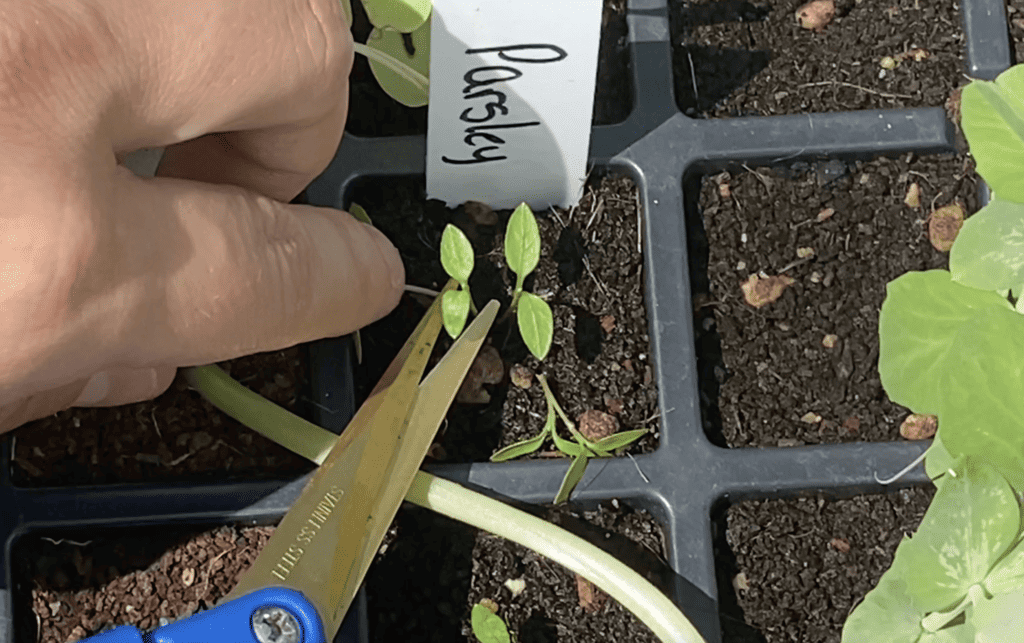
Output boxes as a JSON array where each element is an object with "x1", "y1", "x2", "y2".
[
  {"x1": 1011, "y1": 1, "x2": 1024, "y2": 65},
  {"x1": 691, "y1": 152, "x2": 978, "y2": 448},
  {"x1": 348, "y1": 174, "x2": 658, "y2": 464},
  {"x1": 9, "y1": 348, "x2": 315, "y2": 486},
  {"x1": 718, "y1": 486, "x2": 934, "y2": 643},
  {"x1": 345, "y1": 0, "x2": 631, "y2": 137},
  {"x1": 670, "y1": 0, "x2": 965, "y2": 117},
  {"x1": 19, "y1": 500, "x2": 669, "y2": 643}
]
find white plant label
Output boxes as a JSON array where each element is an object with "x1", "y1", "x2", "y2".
[{"x1": 426, "y1": 0, "x2": 602, "y2": 210}]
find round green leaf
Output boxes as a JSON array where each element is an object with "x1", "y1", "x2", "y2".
[
  {"x1": 962, "y1": 65, "x2": 1024, "y2": 203},
  {"x1": 949, "y1": 198, "x2": 1024, "y2": 292},
  {"x1": 470, "y1": 603, "x2": 510, "y2": 643},
  {"x1": 894, "y1": 458, "x2": 1019, "y2": 612},
  {"x1": 517, "y1": 292, "x2": 552, "y2": 361},
  {"x1": 442, "y1": 289, "x2": 470, "y2": 339},
  {"x1": 505, "y1": 203, "x2": 541, "y2": 278},
  {"x1": 974, "y1": 588, "x2": 1024, "y2": 643},
  {"x1": 365, "y1": 18, "x2": 430, "y2": 107},
  {"x1": 878, "y1": 270, "x2": 1011, "y2": 415},
  {"x1": 938, "y1": 306, "x2": 1024, "y2": 493},
  {"x1": 362, "y1": 0, "x2": 431, "y2": 32},
  {"x1": 841, "y1": 570, "x2": 925, "y2": 643},
  {"x1": 440, "y1": 224, "x2": 474, "y2": 284}
]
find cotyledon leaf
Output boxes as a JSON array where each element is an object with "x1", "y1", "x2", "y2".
[
  {"x1": 840, "y1": 566, "x2": 925, "y2": 643},
  {"x1": 365, "y1": 17, "x2": 430, "y2": 107}
]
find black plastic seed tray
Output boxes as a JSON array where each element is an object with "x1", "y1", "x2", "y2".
[{"x1": 1, "y1": 0, "x2": 1014, "y2": 641}]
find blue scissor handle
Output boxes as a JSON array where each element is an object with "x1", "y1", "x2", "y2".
[{"x1": 80, "y1": 587, "x2": 325, "y2": 643}]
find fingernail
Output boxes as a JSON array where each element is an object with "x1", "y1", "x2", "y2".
[{"x1": 74, "y1": 371, "x2": 110, "y2": 406}]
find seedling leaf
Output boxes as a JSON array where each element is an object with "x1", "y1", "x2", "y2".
[
  {"x1": 961, "y1": 65, "x2": 1024, "y2": 203},
  {"x1": 470, "y1": 603, "x2": 511, "y2": 643},
  {"x1": 593, "y1": 428, "x2": 649, "y2": 452},
  {"x1": 985, "y1": 538, "x2": 1024, "y2": 595},
  {"x1": 554, "y1": 453, "x2": 589, "y2": 504},
  {"x1": 490, "y1": 431, "x2": 547, "y2": 462},
  {"x1": 550, "y1": 425, "x2": 587, "y2": 457},
  {"x1": 349, "y1": 203, "x2": 372, "y2": 225},
  {"x1": 517, "y1": 293, "x2": 553, "y2": 361},
  {"x1": 878, "y1": 270, "x2": 1011, "y2": 414},
  {"x1": 440, "y1": 224, "x2": 475, "y2": 284},
  {"x1": 365, "y1": 18, "x2": 430, "y2": 107},
  {"x1": 894, "y1": 459, "x2": 1018, "y2": 612},
  {"x1": 973, "y1": 588, "x2": 1024, "y2": 643},
  {"x1": 362, "y1": 0, "x2": 431, "y2": 32},
  {"x1": 840, "y1": 565, "x2": 925, "y2": 642},
  {"x1": 505, "y1": 203, "x2": 541, "y2": 277},
  {"x1": 442, "y1": 289, "x2": 470, "y2": 339},
  {"x1": 938, "y1": 307, "x2": 1024, "y2": 493},
  {"x1": 949, "y1": 198, "x2": 1024, "y2": 293}
]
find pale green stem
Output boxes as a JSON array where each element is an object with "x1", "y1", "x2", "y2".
[
  {"x1": 404, "y1": 284, "x2": 441, "y2": 298},
  {"x1": 921, "y1": 586, "x2": 980, "y2": 632},
  {"x1": 537, "y1": 374, "x2": 604, "y2": 456},
  {"x1": 183, "y1": 365, "x2": 706, "y2": 643},
  {"x1": 352, "y1": 42, "x2": 429, "y2": 95}
]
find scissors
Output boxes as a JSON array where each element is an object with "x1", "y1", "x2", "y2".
[{"x1": 80, "y1": 284, "x2": 499, "y2": 643}]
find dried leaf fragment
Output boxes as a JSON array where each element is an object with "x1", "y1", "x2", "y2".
[
  {"x1": 575, "y1": 574, "x2": 609, "y2": 613},
  {"x1": 504, "y1": 578, "x2": 526, "y2": 598},
  {"x1": 904, "y1": 182, "x2": 921, "y2": 208},
  {"x1": 732, "y1": 572, "x2": 750, "y2": 592},
  {"x1": 796, "y1": 247, "x2": 815, "y2": 259},
  {"x1": 929, "y1": 203, "x2": 965, "y2": 252},
  {"x1": 578, "y1": 409, "x2": 619, "y2": 442},
  {"x1": 816, "y1": 207, "x2": 835, "y2": 222},
  {"x1": 741, "y1": 274, "x2": 795, "y2": 308},
  {"x1": 479, "y1": 598, "x2": 500, "y2": 614},
  {"x1": 181, "y1": 567, "x2": 196, "y2": 587},
  {"x1": 842, "y1": 416, "x2": 861, "y2": 434},
  {"x1": 822, "y1": 334, "x2": 838, "y2": 348},
  {"x1": 509, "y1": 364, "x2": 533, "y2": 389},
  {"x1": 946, "y1": 87, "x2": 963, "y2": 127},
  {"x1": 456, "y1": 345, "x2": 504, "y2": 404},
  {"x1": 600, "y1": 315, "x2": 616, "y2": 333},
  {"x1": 796, "y1": 0, "x2": 835, "y2": 31},
  {"x1": 880, "y1": 56, "x2": 897, "y2": 70},
  {"x1": 900, "y1": 413, "x2": 938, "y2": 440},
  {"x1": 830, "y1": 538, "x2": 851, "y2": 553},
  {"x1": 801, "y1": 412, "x2": 822, "y2": 424}
]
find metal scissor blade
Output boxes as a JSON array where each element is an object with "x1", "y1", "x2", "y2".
[{"x1": 224, "y1": 293, "x2": 498, "y2": 639}]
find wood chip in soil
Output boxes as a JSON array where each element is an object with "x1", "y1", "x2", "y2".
[
  {"x1": 670, "y1": 0, "x2": 964, "y2": 117},
  {"x1": 692, "y1": 153, "x2": 978, "y2": 447},
  {"x1": 349, "y1": 174, "x2": 658, "y2": 464},
  {"x1": 9, "y1": 348, "x2": 314, "y2": 486},
  {"x1": 718, "y1": 487, "x2": 934, "y2": 643}
]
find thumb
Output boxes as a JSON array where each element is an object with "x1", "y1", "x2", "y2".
[{"x1": 101, "y1": 170, "x2": 404, "y2": 367}]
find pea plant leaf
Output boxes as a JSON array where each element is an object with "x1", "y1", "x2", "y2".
[
  {"x1": 365, "y1": 17, "x2": 430, "y2": 107},
  {"x1": 973, "y1": 588, "x2": 1024, "y2": 643},
  {"x1": 984, "y1": 536, "x2": 1024, "y2": 595},
  {"x1": 505, "y1": 203, "x2": 541, "y2": 278},
  {"x1": 517, "y1": 292, "x2": 553, "y2": 361},
  {"x1": 440, "y1": 224, "x2": 475, "y2": 284},
  {"x1": 937, "y1": 306, "x2": 1024, "y2": 493},
  {"x1": 961, "y1": 65, "x2": 1024, "y2": 203},
  {"x1": 878, "y1": 270, "x2": 1012, "y2": 415},
  {"x1": 949, "y1": 197, "x2": 1024, "y2": 293},
  {"x1": 893, "y1": 459, "x2": 1019, "y2": 612},
  {"x1": 918, "y1": 622, "x2": 976, "y2": 643},
  {"x1": 470, "y1": 603, "x2": 511, "y2": 643},
  {"x1": 840, "y1": 566, "x2": 925, "y2": 643},
  {"x1": 553, "y1": 452, "x2": 589, "y2": 504},
  {"x1": 442, "y1": 289, "x2": 471, "y2": 339},
  {"x1": 361, "y1": 0, "x2": 431, "y2": 33}
]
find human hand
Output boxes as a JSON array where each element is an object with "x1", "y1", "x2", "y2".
[{"x1": 0, "y1": 0, "x2": 404, "y2": 432}]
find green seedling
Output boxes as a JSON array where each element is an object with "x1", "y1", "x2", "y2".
[
  {"x1": 842, "y1": 62, "x2": 1024, "y2": 642},
  {"x1": 341, "y1": 0, "x2": 431, "y2": 107},
  {"x1": 440, "y1": 203, "x2": 646, "y2": 502},
  {"x1": 471, "y1": 602, "x2": 513, "y2": 643}
]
